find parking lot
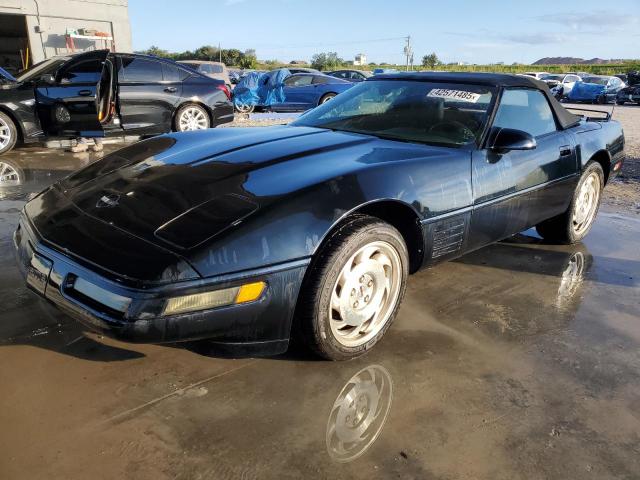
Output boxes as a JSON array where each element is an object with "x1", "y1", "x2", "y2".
[{"x1": 0, "y1": 104, "x2": 639, "y2": 479}]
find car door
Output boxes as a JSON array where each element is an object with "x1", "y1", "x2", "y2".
[
  {"x1": 35, "y1": 50, "x2": 109, "y2": 137},
  {"x1": 274, "y1": 74, "x2": 315, "y2": 111},
  {"x1": 468, "y1": 88, "x2": 578, "y2": 249},
  {"x1": 117, "y1": 55, "x2": 183, "y2": 133}
]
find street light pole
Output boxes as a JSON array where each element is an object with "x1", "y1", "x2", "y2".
[{"x1": 403, "y1": 35, "x2": 412, "y2": 71}]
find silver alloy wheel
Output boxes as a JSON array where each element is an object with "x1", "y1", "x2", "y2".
[
  {"x1": 234, "y1": 101, "x2": 254, "y2": 114},
  {"x1": 0, "y1": 161, "x2": 20, "y2": 186},
  {"x1": 329, "y1": 241, "x2": 402, "y2": 347},
  {"x1": 572, "y1": 171, "x2": 600, "y2": 236},
  {"x1": 178, "y1": 106, "x2": 209, "y2": 131},
  {"x1": 0, "y1": 117, "x2": 11, "y2": 150}
]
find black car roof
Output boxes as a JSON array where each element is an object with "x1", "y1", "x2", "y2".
[
  {"x1": 372, "y1": 71, "x2": 549, "y2": 88},
  {"x1": 371, "y1": 71, "x2": 581, "y2": 130}
]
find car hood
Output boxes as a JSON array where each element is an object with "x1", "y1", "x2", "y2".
[{"x1": 53, "y1": 126, "x2": 386, "y2": 251}]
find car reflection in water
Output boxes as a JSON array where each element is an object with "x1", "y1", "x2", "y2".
[{"x1": 326, "y1": 364, "x2": 393, "y2": 463}]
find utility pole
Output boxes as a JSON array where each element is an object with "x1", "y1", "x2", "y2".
[{"x1": 403, "y1": 35, "x2": 412, "y2": 71}]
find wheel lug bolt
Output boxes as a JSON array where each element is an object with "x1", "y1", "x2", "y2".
[
  {"x1": 360, "y1": 276, "x2": 365, "y2": 283},
  {"x1": 364, "y1": 295, "x2": 370, "y2": 302},
  {"x1": 353, "y1": 301, "x2": 359, "y2": 308},
  {"x1": 351, "y1": 289, "x2": 356, "y2": 296},
  {"x1": 367, "y1": 280, "x2": 373, "y2": 287}
]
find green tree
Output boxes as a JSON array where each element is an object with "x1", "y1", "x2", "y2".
[
  {"x1": 310, "y1": 52, "x2": 343, "y2": 71},
  {"x1": 194, "y1": 45, "x2": 220, "y2": 61},
  {"x1": 139, "y1": 45, "x2": 171, "y2": 58},
  {"x1": 238, "y1": 49, "x2": 257, "y2": 69},
  {"x1": 422, "y1": 53, "x2": 440, "y2": 69}
]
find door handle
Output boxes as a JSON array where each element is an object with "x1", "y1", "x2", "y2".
[
  {"x1": 559, "y1": 146, "x2": 572, "y2": 157},
  {"x1": 77, "y1": 90, "x2": 92, "y2": 96},
  {"x1": 164, "y1": 87, "x2": 177, "y2": 93}
]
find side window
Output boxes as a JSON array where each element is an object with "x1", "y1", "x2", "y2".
[
  {"x1": 493, "y1": 89, "x2": 557, "y2": 137},
  {"x1": 312, "y1": 75, "x2": 330, "y2": 84},
  {"x1": 285, "y1": 75, "x2": 313, "y2": 87},
  {"x1": 58, "y1": 58, "x2": 103, "y2": 84},
  {"x1": 119, "y1": 57, "x2": 163, "y2": 82},
  {"x1": 162, "y1": 63, "x2": 188, "y2": 82},
  {"x1": 211, "y1": 64, "x2": 224, "y2": 74},
  {"x1": 335, "y1": 72, "x2": 346, "y2": 79}
]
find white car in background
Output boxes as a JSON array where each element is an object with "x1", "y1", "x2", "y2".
[
  {"x1": 520, "y1": 71, "x2": 550, "y2": 80},
  {"x1": 540, "y1": 73, "x2": 582, "y2": 98}
]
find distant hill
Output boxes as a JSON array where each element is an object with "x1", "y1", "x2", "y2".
[{"x1": 533, "y1": 57, "x2": 630, "y2": 65}]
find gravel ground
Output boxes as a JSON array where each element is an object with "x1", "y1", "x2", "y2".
[{"x1": 228, "y1": 105, "x2": 640, "y2": 215}]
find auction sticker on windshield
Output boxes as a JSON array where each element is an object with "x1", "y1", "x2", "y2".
[{"x1": 427, "y1": 89, "x2": 481, "y2": 103}]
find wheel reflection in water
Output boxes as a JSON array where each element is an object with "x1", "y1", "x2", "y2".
[
  {"x1": 556, "y1": 251, "x2": 589, "y2": 309},
  {"x1": 326, "y1": 365, "x2": 393, "y2": 463}
]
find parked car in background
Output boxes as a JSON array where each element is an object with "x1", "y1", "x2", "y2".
[
  {"x1": 616, "y1": 84, "x2": 640, "y2": 105},
  {"x1": 521, "y1": 72, "x2": 549, "y2": 80},
  {"x1": 177, "y1": 60, "x2": 232, "y2": 88},
  {"x1": 269, "y1": 73, "x2": 354, "y2": 112},
  {"x1": 0, "y1": 50, "x2": 233, "y2": 155},
  {"x1": 568, "y1": 75, "x2": 626, "y2": 104},
  {"x1": 540, "y1": 73, "x2": 582, "y2": 99},
  {"x1": 327, "y1": 70, "x2": 372, "y2": 82},
  {"x1": 15, "y1": 73, "x2": 624, "y2": 360},
  {"x1": 373, "y1": 68, "x2": 398, "y2": 75},
  {"x1": 614, "y1": 74, "x2": 628, "y2": 84},
  {"x1": 288, "y1": 67, "x2": 321, "y2": 74}
]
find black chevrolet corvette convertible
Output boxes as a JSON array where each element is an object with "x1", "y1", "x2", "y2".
[{"x1": 15, "y1": 73, "x2": 625, "y2": 360}]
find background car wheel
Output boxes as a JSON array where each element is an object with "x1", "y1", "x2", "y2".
[
  {"x1": 296, "y1": 215, "x2": 408, "y2": 361},
  {"x1": 174, "y1": 104, "x2": 210, "y2": 132},
  {"x1": 234, "y1": 101, "x2": 255, "y2": 114},
  {"x1": 616, "y1": 100, "x2": 625, "y2": 105},
  {"x1": 535, "y1": 162, "x2": 604, "y2": 244},
  {"x1": 0, "y1": 111, "x2": 17, "y2": 155},
  {"x1": 319, "y1": 93, "x2": 337, "y2": 105}
]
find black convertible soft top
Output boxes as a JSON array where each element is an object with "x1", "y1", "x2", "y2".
[{"x1": 372, "y1": 72, "x2": 581, "y2": 130}]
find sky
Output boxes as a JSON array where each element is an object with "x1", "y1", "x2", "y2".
[{"x1": 128, "y1": 0, "x2": 640, "y2": 64}]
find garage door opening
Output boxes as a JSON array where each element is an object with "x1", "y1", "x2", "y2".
[{"x1": 0, "y1": 13, "x2": 30, "y2": 75}]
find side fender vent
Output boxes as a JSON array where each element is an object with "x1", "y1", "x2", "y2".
[{"x1": 431, "y1": 216, "x2": 467, "y2": 259}]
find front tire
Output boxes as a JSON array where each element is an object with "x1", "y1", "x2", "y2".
[
  {"x1": 0, "y1": 111, "x2": 17, "y2": 155},
  {"x1": 297, "y1": 215, "x2": 408, "y2": 360},
  {"x1": 174, "y1": 104, "x2": 211, "y2": 132},
  {"x1": 536, "y1": 162, "x2": 604, "y2": 244}
]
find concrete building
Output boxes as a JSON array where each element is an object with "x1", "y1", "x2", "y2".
[
  {"x1": 354, "y1": 53, "x2": 366, "y2": 66},
  {"x1": 0, "y1": 0, "x2": 131, "y2": 74}
]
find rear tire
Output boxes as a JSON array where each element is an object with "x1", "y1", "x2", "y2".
[
  {"x1": 296, "y1": 215, "x2": 408, "y2": 361},
  {"x1": 174, "y1": 104, "x2": 211, "y2": 132},
  {"x1": 319, "y1": 93, "x2": 337, "y2": 105},
  {"x1": 536, "y1": 162, "x2": 604, "y2": 244},
  {"x1": 0, "y1": 111, "x2": 17, "y2": 156}
]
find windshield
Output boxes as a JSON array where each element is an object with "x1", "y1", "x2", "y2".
[
  {"x1": 542, "y1": 74, "x2": 563, "y2": 81},
  {"x1": 292, "y1": 80, "x2": 496, "y2": 147},
  {"x1": 15, "y1": 57, "x2": 68, "y2": 83},
  {"x1": 582, "y1": 77, "x2": 609, "y2": 85}
]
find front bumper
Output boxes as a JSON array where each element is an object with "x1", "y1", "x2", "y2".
[{"x1": 15, "y1": 216, "x2": 308, "y2": 355}]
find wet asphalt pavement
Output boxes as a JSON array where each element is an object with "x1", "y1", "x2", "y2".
[{"x1": 0, "y1": 144, "x2": 639, "y2": 480}]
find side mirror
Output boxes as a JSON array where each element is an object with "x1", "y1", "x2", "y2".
[
  {"x1": 40, "y1": 74, "x2": 56, "y2": 85},
  {"x1": 488, "y1": 127, "x2": 536, "y2": 152}
]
